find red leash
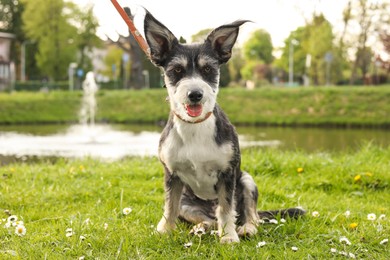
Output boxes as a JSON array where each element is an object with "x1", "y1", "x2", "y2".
[{"x1": 110, "y1": 0, "x2": 150, "y2": 58}]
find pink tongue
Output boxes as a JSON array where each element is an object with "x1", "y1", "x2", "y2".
[{"x1": 185, "y1": 104, "x2": 203, "y2": 117}]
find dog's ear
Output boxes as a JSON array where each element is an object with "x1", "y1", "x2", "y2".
[
  {"x1": 144, "y1": 10, "x2": 178, "y2": 66},
  {"x1": 206, "y1": 20, "x2": 250, "y2": 64}
]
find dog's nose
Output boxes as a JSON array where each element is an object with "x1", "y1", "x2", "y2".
[{"x1": 187, "y1": 90, "x2": 203, "y2": 102}]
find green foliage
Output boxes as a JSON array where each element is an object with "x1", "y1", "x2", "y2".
[
  {"x1": 22, "y1": 0, "x2": 78, "y2": 80},
  {"x1": 21, "y1": 0, "x2": 101, "y2": 81},
  {"x1": 243, "y1": 29, "x2": 274, "y2": 64},
  {"x1": 0, "y1": 145, "x2": 389, "y2": 258}
]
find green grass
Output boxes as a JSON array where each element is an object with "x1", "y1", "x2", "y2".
[
  {"x1": 1, "y1": 86, "x2": 390, "y2": 127},
  {"x1": 1, "y1": 144, "x2": 389, "y2": 259}
]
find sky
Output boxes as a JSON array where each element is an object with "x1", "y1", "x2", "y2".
[{"x1": 71, "y1": 0, "x2": 351, "y2": 49}]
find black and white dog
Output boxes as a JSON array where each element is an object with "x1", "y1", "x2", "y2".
[{"x1": 141, "y1": 10, "x2": 305, "y2": 243}]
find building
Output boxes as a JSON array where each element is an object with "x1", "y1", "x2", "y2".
[{"x1": 0, "y1": 32, "x2": 15, "y2": 91}]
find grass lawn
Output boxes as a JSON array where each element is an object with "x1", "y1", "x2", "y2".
[{"x1": 1, "y1": 144, "x2": 389, "y2": 259}]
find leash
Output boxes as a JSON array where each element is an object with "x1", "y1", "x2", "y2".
[{"x1": 110, "y1": 0, "x2": 150, "y2": 58}]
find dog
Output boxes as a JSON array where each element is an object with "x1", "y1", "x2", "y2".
[{"x1": 140, "y1": 9, "x2": 305, "y2": 244}]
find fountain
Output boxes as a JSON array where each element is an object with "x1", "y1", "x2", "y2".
[{"x1": 0, "y1": 72, "x2": 161, "y2": 161}]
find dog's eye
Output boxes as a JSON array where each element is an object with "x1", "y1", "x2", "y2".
[
  {"x1": 174, "y1": 67, "x2": 183, "y2": 74},
  {"x1": 203, "y1": 66, "x2": 211, "y2": 73}
]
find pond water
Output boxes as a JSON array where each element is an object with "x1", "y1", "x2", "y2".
[{"x1": 0, "y1": 124, "x2": 389, "y2": 164}]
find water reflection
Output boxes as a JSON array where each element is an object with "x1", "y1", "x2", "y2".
[{"x1": 0, "y1": 124, "x2": 389, "y2": 163}]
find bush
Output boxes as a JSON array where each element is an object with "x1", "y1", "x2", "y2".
[{"x1": 14, "y1": 81, "x2": 69, "y2": 91}]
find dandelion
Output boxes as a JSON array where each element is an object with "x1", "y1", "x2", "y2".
[
  {"x1": 344, "y1": 210, "x2": 351, "y2": 218},
  {"x1": 367, "y1": 213, "x2": 376, "y2": 221},
  {"x1": 122, "y1": 207, "x2": 132, "y2": 215},
  {"x1": 269, "y1": 219, "x2": 278, "y2": 224},
  {"x1": 256, "y1": 241, "x2": 267, "y2": 248},
  {"x1": 291, "y1": 246, "x2": 298, "y2": 251},
  {"x1": 183, "y1": 242, "x2": 193, "y2": 248},
  {"x1": 297, "y1": 167, "x2": 304, "y2": 173},
  {"x1": 349, "y1": 223, "x2": 358, "y2": 229},
  {"x1": 339, "y1": 236, "x2": 352, "y2": 245},
  {"x1": 380, "y1": 238, "x2": 388, "y2": 245},
  {"x1": 364, "y1": 172, "x2": 373, "y2": 177},
  {"x1": 311, "y1": 211, "x2": 320, "y2": 218},
  {"x1": 353, "y1": 174, "x2": 361, "y2": 182},
  {"x1": 15, "y1": 225, "x2": 27, "y2": 236}
]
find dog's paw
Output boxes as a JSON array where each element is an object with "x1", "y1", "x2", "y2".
[
  {"x1": 220, "y1": 233, "x2": 240, "y2": 244},
  {"x1": 237, "y1": 223, "x2": 258, "y2": 237},
  {"x1": 156, "y1": 218, "x2": 176, "y2": 234}
]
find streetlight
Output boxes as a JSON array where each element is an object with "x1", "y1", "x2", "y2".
[
  {"x1": 289, "y1": 39, "x2": 299, "y2": 86},
  {"x1": 68, "y1": 62, "x2": 77, "y2": 91}
]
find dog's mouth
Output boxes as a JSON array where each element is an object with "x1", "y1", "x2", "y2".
[{"x1": 185, "y1": 103, "x2": 203, "y2": 117}]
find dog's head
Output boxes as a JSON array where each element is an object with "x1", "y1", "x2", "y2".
[{"x1": 143, "y1": 10, "x2": 248, "y2": 123}]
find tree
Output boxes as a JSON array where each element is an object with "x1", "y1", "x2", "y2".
[
  {"x1": 240, "y1": 29, "x2": 273, "y2": 86},
  {"x1": 348, "y1": 0, "x2": 387, "y2": 84},
  {"x1": 72, "y1": 4, "x2": 102, "y2": 75},
  {"x1": 22, "y1": 0, "x2": 80, "y2": 81},
  {"x1": 243, "y1": 29, "x2": 273, "y2": 64}
]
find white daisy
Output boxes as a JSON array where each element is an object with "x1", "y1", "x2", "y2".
[
  {"x1": 291, "y1": 246, "x2": 298, "y2": 252},
  {"x1": 66, "y1": 228, "x2": 74, "y2": 237},
  {"x1": 15, "y1": 225, "x2": 27, "y2": 236},
  {"x1": 330, "y1": 248, "x2": 338, "y2": 253},
  {"x1": 7, "y1": 215, "x2": 18, "y2": 224},
  {"x1": 344, "y1": 210, "x2": 351, "y2": 218},
  {"x1": 380, "y1": 238, "x2": 388, "y2": 245},
  {"x1": 339, "y1": 236, "x2": 352, "y2": 245},
  {"x1": 104, "y1": 223, "x2": 108, "y2": 230},
  {"x1": 210, "y1": 230, "x2": 219, "y2": 236},
  {"x1": 123, "y1": 207, "x2": 132, "y2": 215},
  {"x1": 348, "y1": 252, "x2": 356, "y2": 259},
  {"x1": 184, "y1": 242, "x2": 193, "y2": 248},
  {"x1": 269, "y1": 219, "x2": 278, "y2": 224},
  {"x1": 367, "y1": 213, "x2": 376, "y2": 221},
  {"x1": 193, "y1": 226, "x2": 206, "y2": 237},
  {"x1": 256, "y1": 241, "x2": 267, "y2": 248},
  {"x1": 280, "y1": 218, "x2": 286, "y2": 223},
  {"x1": 311, "y1": 211, "x2": 320, "y2": 217},
  {"x1": 378, "y1": 214, "x2": 386, "y2": 220}
]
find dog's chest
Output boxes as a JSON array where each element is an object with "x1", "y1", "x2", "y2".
[{"x1": 160, "y1": 118, "x2": 233, "y2": 200}]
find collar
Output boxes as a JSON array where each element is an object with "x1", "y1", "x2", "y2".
[{"x1": 173, "y1": 111, "x2": 213, "y2": 124}]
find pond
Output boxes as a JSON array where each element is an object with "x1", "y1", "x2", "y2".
[{"x1": 0, "y1": 124, "x2": 389, "y2": 164}]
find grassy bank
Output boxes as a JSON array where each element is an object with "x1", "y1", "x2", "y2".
[
  {"x1": 1, "y1": 145, "x2": 389, "y2": 258},
  {"x1": 0, "y1": 86, "x2": 390, "y2": 127}
]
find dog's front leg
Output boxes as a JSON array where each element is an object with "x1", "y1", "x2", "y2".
[
  {"x1": 215, "y1": 171, "x2": 239, "y2": 244},
  {"x1": 157, "y1": 169, "x2": 184, "y2": 233}
]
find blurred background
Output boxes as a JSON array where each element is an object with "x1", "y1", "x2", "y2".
[{"x1": 0, "y1": 0, "x2": 389, "y2": 162}]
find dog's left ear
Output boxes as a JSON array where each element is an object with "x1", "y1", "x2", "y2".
[
  {"x1": 206, "y1": 20, "x2": 250, "y2": 64},
  {"x1": 144, "y1": 10, "x2": 178, "y2": 66}
]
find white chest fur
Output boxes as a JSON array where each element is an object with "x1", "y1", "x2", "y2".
[{"x1": 160, "y1": 116, "x2": 233, "y2": 200}]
